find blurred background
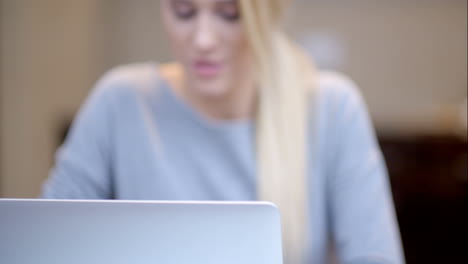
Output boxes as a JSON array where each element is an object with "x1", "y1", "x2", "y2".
[{"x1": 0, "y1": 0, "x2": 466, "y2": 263}]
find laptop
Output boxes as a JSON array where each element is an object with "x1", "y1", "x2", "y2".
[{"x1": 0, "y1": 199, "x2": 283, "y2": 264}]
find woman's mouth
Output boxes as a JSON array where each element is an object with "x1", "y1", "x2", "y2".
[{"x1": 193, "y1": 60, "x2": 222, "y2": 79}]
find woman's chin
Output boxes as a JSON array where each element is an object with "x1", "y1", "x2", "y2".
[{"x1": 192, "y1": 80, "x2": 230, "y2": 98}]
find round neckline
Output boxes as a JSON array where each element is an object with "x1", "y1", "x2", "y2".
[{"x1": 152, "y1": 63, "x2": 254, "y2": 132}]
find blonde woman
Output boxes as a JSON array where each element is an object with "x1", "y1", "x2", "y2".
[{"x1": 42, "y1": 0, "x2": 404, "y2": 263}]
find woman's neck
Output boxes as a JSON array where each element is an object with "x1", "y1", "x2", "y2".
[
  {"x1": 160, "y1": 63, "x2": 257, "y2": 122},
  {"x1": 183, "y1": 82, "x2": 256, "y2": 122}
]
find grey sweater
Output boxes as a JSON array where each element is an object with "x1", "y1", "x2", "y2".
[{"x1": 42, "y1": 63, "x2": 404, "y2": 264}]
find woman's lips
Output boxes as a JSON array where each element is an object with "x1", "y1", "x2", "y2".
[{"x1": 193, "y1": 60, "x2": 222, "y2": 79}]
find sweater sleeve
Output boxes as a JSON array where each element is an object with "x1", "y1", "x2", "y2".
[
  {"x1": 323, "y1": 73, "x2": 405, "y2": 264},
  {"x1": 41, "y1": 70, "x2": 121, "y2": 199}
]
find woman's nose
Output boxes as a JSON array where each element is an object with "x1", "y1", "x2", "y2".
[{"x1": 193, "y1": 16, "x2": 218, "y2": 53}]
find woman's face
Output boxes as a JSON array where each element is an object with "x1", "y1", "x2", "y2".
[{"x1": 161, "y1": 0, "x2": 251, "y2": 97}]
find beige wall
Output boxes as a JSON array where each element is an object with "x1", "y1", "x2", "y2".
[
  {"x1": 1, "y1": 0, "x2": 466, "y2": 197},
  {"x1": 288, "y1": 0, "x2": 467, "y2": 135},
  {"x1": 0, "y1": 0, "x2": 105, "y2": 197},
  {"x1": 0, "y1": 0, "x2": 171, "y2": 198}
]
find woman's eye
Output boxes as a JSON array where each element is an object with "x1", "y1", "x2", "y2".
[
  {"x1": 217, "y1": 3, "x2": 240, "y2": 22},
  {"x1": 171, "y1": 1, "x2": 196, "y2": 20}
]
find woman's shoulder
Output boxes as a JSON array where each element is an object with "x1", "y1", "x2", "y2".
[
  {"x1": 316, "y1": 71, "x2": 363, "y2": 103},
  {"x1": 93, "y1": 62, "x2": 162, "y2": 96},
  {"x1": 311, "y1": 70, "x2": 373, "y2": 145},
  {"x1": 314, "y1": 70, "x2": 367, "y2": 116}
]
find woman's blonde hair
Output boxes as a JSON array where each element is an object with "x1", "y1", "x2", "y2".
[
  {"x1": 160, "y1": 1, "x2": 317, "y2": 261},
  {"x1": 239, "y1": 0, "x2": 317, "y2": 263}
]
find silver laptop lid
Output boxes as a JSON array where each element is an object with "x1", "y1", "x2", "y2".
[{"x1": 0, "y1": 199, "x2": 283, "y2": 264}]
